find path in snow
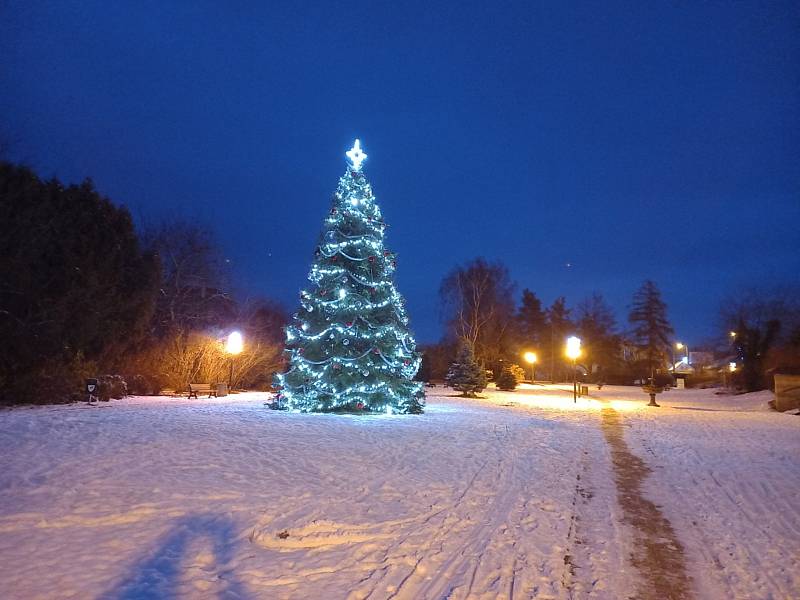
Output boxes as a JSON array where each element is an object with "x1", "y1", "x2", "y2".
[
  {"x1": 0, "y1": 385, "x2": 797, "y2": 599},
  {"x1": 600, "y1": 406, "x2": 690, "y2": 600}
]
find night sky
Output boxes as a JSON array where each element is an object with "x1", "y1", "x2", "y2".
[{"x1": 2, "y1": 1, "x2": 798, "y2": 344}]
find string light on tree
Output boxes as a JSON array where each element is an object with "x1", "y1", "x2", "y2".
[{"x1": 274, "y1": 139, "x2": 424, "y2": 414}]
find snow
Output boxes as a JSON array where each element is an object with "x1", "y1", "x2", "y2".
[{"x1": 0, "y1": 385, "x2": 797, "y2": 599}]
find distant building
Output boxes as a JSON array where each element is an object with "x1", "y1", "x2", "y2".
[{"x1": 688, "y1": 351, "x2": 714, "y2": 369}]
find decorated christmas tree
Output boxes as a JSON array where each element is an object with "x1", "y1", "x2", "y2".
[{"x1": 274, "y1": 140, "x2": 424, "y2": 414}]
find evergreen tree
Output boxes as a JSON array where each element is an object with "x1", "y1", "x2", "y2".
[
  {"x1": 447, "y1": 344, "x2": 488, "y2": 397},
  {"x1": 495, "y1": 366, "x2": 518, "y2": 391},
  {"x1": 545, "y1": 297, "x2": 572, "y2": 381},
  {"x1": 628, "y1": 280, "x2": 674, "y2": 378},
  {"x1": 516, "y1": 289, "x2": 547, "y2": 349},
  {"x1": 0, "y1": 162, "x2": 158, "y2": 404},
  {"x1": 275, "y1": 141, "x2": 424, "y2": 414}
]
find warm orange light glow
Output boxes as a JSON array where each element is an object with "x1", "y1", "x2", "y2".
[
  {"x1": 226, "y1": 331, "x2": 244, "y2": 355},
  {"x1": 676, "y1": 342, "x2": 684, "y2": 350},
  {"x1": 523, "y1": 351, "x2": 537, "y2": 364}
]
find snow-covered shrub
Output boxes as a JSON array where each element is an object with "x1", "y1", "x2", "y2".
[
  {"x1": 97, "y1": 375, "x2": 127, "y2": 401},
  {"x1": 125, "y1": 374, "x2": 164, "y2": 396}
]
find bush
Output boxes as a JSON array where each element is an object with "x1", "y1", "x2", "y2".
[
  {"x1": 508, "y1": 364, "x2": 526, "y2": 383},
  {"x1": 125, "y1": 374, "x2": 165, "y2": 395},
  {"x1": 496, "y1": 367, "x2": 518, "y2": 391},
  {"x1": 8, "y1": 354, "x2": 95, "y2": 405},
  {"x1": 97, "y1": 375, "x2": 127, "y2": 401}
]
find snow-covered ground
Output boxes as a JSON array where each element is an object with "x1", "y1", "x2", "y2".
[{"x1": 0, "y1": 385, "x2": 797, "y2": 599}]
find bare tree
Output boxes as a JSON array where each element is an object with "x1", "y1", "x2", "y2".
[
  {"x1": 720, "y1": 284, "x2": 800, "y2": 391},
  {"x1": 143, "y1": 220, "x2": 234, "y2": 336},
  {"x1": 439, "y1": 258, "x2": 516, "y2": 367},
  {"x1": 577, "y1": 292, "x2": 622, "y2": 381}
]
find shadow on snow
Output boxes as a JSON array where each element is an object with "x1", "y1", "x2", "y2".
[{"x1": 103, "y1": 513, "x2": 250, "y2": 599}]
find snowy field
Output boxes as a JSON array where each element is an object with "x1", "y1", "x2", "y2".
[{"x1": 0, "y1": 385, "x2": 797, "y2": 599}]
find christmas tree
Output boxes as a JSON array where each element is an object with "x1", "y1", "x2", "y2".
[{"x1": 274, "y1": 140, "x2": 424, "y2": 414}]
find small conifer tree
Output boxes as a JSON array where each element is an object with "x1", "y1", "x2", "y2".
[
  {"x1": 448, "y1": 344, "x2": 488, "y2": 397},
  {"x1": 496, "y1": 366, "x2": 518, "y2": 391}
]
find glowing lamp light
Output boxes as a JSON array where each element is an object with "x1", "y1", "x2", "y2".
[
  {"x1": 729, "y1": 331, "x2": 737, "y2": 338},
  {"x1": 523, "y1": 352, "x2": 537, "y2": 364},
  {"x1": 676, "y1": 342, "x2": 684, "y2": 350},
  {"x1": 346, "y1": 139, "x2": 367, "y2": 171},
  {"x1": 565, "y1": 336, "x2": 581, "y2": 360},
  {"x1": 729, "y1": 362, "x2": 737, "y2": 372},
  {"x1": 226, "y1": 331, "x2": 244, "y2": 355}
]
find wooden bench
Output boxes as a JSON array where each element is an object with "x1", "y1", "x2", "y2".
[{"x1": 188, "y1": 383, "x2": 217, "y2": 399}]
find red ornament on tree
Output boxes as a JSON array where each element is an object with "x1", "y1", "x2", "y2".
[
  {"x1": 383, "y1": 250, "x2": 391, "y2": 256},
  {"x1": 368, "y1": 255, "x2": 375, "y2": 263},
  {"x1": 346, "y1": 321, "x2": 353, "y2": 327},
  {"x1": 373, "y1": 348, "x2": 380, "y2": 354},
  {"x1": 331, "y1": 207, "x2": 337, "y2": 214},
  {"x1": 356, "y1": 401, "x2": 364, "y2": 410}
]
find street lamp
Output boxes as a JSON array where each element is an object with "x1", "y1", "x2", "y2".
[
  {"x1": 676, "y1": 342, "x2": 689, "y2": 366},
  {"x1": 225, "y1": 331, "x2": 244, "y2": 391},
  {"x1": 523, "y1": 351, "x2": 537, "y2": 384},
  {"x1": 565, "y1": 336, "x2": 581, "y2": 403}
]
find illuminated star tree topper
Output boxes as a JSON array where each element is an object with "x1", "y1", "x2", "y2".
[{"x1": 346, "y1": 139, "x2": 368, "y2": 171}]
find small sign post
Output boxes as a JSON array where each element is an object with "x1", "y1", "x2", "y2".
[{"x1": 86, "y1": 378, "x2": 98, "y2": 404}]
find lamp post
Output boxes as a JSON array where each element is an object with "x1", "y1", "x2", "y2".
[
  {"x1": 523, "y1": 351, "x2": 537, "y2": 384},
  {"x1": 675, "y1": 342, "x2": 689, "y2": 370},
  {"x1": 566, "y1": 336, "x2": 581, "y2": 403},
  {"x1": 225, "y1": 331, "x2": 244, "y2": 392}
]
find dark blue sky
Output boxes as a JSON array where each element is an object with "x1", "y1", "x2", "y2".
[{"x1": 2, "y1": 1, "x2": 798, "y2": 344}]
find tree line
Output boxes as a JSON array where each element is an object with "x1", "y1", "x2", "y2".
[
  {"x1": 421, "y1": 257, "x2": 800, "y2": 392},
  {"x1": 0, "y1": 161, "x2": 287, "y2": 404},
  {"x1": 3, "y1": 161, "x2": 797, "y2": 404}
]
